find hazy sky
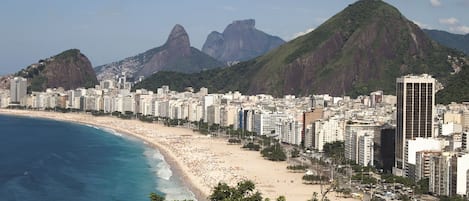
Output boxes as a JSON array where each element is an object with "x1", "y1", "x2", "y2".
[{"x1": 1, "y1": 0, "x2": 468, "y2": 75}]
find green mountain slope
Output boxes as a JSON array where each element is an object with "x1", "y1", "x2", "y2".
[
  {"x1": 424, "y1": 29, "x2": 469, "y2": 54},
  {"x1": 135, "y1": 0, "x2": 467, "y2": 103}
]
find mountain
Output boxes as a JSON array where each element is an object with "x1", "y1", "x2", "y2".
[
  {"x1": 202, "y1": 19, "x2": 285, "y2": 64},
  {"x1": 424, "y1": 29, "x2": 469, "y2": 54},
  {"x1": 15, "y1": 49, "x2": 98, "y2": 91},
  {"x1": 135, "y1": 0, "x2": 467, "y2": 103},
  {"x1": 94, "y1": 24, "x2": 223, "y2": 81}
]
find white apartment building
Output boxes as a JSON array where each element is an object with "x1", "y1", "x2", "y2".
[
  {"x1": 10, "y1": 77, "x2": 27, "y2": 104},
  {"x1": 441, "y1": 122, "x2": 463, "y2": 136},
  {"x1": 456, "y1": 153, "x2": 469, "y2": 195},
  {"x1": 207, "y1": 104, "x2": 221, "y2": 125},
  {"x1": 345, "y1": 121, "x2": 378, "y2": 164},
  {"x1": 253, "y1": 111, "x2": 288, "y2": 136},
  {"x1": 220, "y1": 105, "x2": 238, "y2": 127},
  {"x1": 203, "y1": 95, "x2": 217, "y2": 123},
  {"x1": 406, "y1": 138, "x2": 444, "y2": 178},
  {"x1": 277, "y1": 118, "x2": 302, "y2": 145},
  {"x1": 358, "y1": 134, "x2": 374, "y2": 166},
  {"x1": 313, "y1": 118, "x2": 345, "y2": 152}
]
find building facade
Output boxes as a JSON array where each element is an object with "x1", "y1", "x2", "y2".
[
  {"x1": 395, "y1": 74, "x2": 436, "y2": 175},
  {"x1": 10, "y1": 77, "x2": 27, "y2": 104}
]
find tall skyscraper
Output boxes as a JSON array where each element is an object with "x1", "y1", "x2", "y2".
[
  {"x1": 10, "y1": 77, "x2": 27, "y2": 104},
  {"x1": 395, "y1": 74, "x2": 435, "y2": 175}
]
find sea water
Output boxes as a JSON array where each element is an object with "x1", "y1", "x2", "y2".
[{"x1": 0, "y1": 114, "x2": 195, "y2": 201}]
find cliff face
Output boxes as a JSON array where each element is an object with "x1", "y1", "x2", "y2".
[
  {"x1": 202, "y1": 19, "x2": 285, "y2": 64},
  {"x1": 135, "y1": 0, "x2": 467, "y2": 103},
  {"x1": 95, "y1": 24, "x2": 222, "y2": 81},
  {"x1": 16, "y1": 49, "x2": 98, "y2": 91}
]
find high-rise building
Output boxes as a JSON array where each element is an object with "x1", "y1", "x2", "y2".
[
  {"x1": 395, "y1": 74, "x2": 435, "y2": 175},
  {"x1": 10, "y1": 77, "x2": 27, "y2": 104}
]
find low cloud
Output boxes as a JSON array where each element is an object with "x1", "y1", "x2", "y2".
[
  {"x1": 439, "y1": 17, "x2": 459, "y2": 25},
  {"x1": 450, "y1": 25, "x2": 469, "y2": 34},
  {"x1": 430, "y1": 0, "x2": 442, "y2": 7},
  {"x1": 291, "y1": 28, "x2": 315, "y2": 39}
]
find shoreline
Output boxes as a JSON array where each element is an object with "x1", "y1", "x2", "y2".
[
  {"x1": 0, "y1": 109, "x2": 355, "y2": 201},
  {"x1": 90, "y1": 122, "x2": 208, "y2": 201},
  {"x1": 0, "y1": 110, "x2": 206, "y2": 201}
]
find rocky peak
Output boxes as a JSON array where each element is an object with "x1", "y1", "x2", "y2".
[
  {"x1": 165, "y1": 24, "x2": 191, "y2": 57},
  {"x1": 226, "y1": 19, "x2": 256, "y2": 32},
  {"x1": 15, "y1": 49, "x2": 98, "y2": 91},
  {"x1": 202, "y1": 19, "x2": 285, "y2": 63}
]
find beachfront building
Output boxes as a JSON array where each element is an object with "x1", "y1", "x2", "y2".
[
  {"x1": 220, "y1": 105, "x2": 238, "y2": 127},
  {"x1": 277, "y1": 118, "x2": 302, "y2": 145},
  {"x1": 207, "y1": 104, "x2": 221, "y2": 125},
  {"x1": 345, "y1": 121, "x2": 379, "y2": 165},
  {"x1": 253, "y1": 111, "x2": 289, "y2": 136},
  {"x1": 203, "y1": 95, "x2": 217, "y2": 123},
  {"x1": 10, "y1": 77, "x2": 27, "y2": 105},
  {"x1": 0, "y1": 90, "x2": 10, "y2": 108},
  {"x1": 312, "y1": 117, "x2": 345, "y2": 152}
]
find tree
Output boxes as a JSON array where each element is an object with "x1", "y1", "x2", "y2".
[
  {"x1": 322, "y1": 141, "x2": 345, "y2": 164},
  {"x1": 209, "y1": 180, "x2": 264, "y2": 201},
  {"x1": 149, "y1": 192, "x2": 165, "y2": 201},
  {"x1": 290, "y1": 148, "x2": 300, "y2": 158},
  {"x1": 276, "y1": 196, "x2": 286, "y2": 201},
  {"x1": 261, "y1": 143, "x2": 287, "y2": 161}
]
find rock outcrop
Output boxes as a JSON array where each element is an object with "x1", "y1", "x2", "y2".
[
  {"x1": 95, "y1": 24, "x2": 222, "y2": 81},
  {"x1": 16, "y1": 49, "x2": 98, "y2": 91},
  {"x1": 202, "y1": 19, "x2": 285, "y2": 64}
]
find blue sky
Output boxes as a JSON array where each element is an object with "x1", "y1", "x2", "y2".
[{"x1": 0, "y1": 0, "x2": 468, "y2": 75}]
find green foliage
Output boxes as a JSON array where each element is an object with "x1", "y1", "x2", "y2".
[
  {"x1": 351, "y1": 174, "x2": 377, "y2": 185},
  {"x1": 149, "y1": 192, "x2": 165, "y2": 201},
  {"x1": 55, "y1": 49, "x2": 81, "y2": 60},
  {"x1": 437, "y1": 64, "x2": 469, "y2": 104},
  {"x1": 228, "y1": 138, "x2": 242, "y2": 144},
  {"x1": 133, "y1": 59, "x2": 259, "y2": 94},
  {"x1": 415, "y1": 178, "x2": 429, "y2": 194},
  {"x1": 381, "y1": 174, "x2": 415, "y2": 187},
  {"x1": 322, "y1": 141, "x2": 345, "y2": 164},
  {"x1": 439, "y1": 195, "x2": 469, "y2": 201},
  {"x1": 29, "y1": 75, "x2": 47, "y2": 92},
  {"x1": 424, "y1": 29, "x2": 469, "y2": 54},
  {"x1": 276, "y1": 196, "x2": 286, "y2": 201},
  {"x1": 302, "y1": 175, "x2": 328, "y2": 184},
  {"x1": 260, "y1": 143, "x2": 287, "y2": 161},
  {"x1": 290, "y1": 148, "x2": 300, "y2": 158},
  {"x1": 286, "y1": 165, "x2": 307, "y2": 171},
  {"x1": 209, "y1": 180, "x2": 263, "y2": 201},
  {"x1": 242, "y1": 142, "x2": 261, "y2": 151}
]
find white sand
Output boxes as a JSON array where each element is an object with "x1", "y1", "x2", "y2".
[{"x1": 0, "y1": 109, "x2": 356, "y2": 201}]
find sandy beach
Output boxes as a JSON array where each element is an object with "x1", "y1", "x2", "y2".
[{"x1": 0, "y1": 109, "x2": 356, "y2": 201}]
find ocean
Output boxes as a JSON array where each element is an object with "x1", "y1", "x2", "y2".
[{"x1": 0, "y1": 114, "x2": 195, "y2": 201}]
